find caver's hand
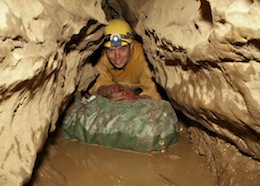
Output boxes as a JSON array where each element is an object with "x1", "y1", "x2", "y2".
[
  {"x1": 97, "y1": 84, "x2": 124, "y2": 98},
  {"x1": 109, "y1": 90, "x2": 151, "y2": 100},
  {"x1": 109, "y1": 90, "x2": 139, "y2": 100},
  {"x1": 97, "y1": 85, "x2": 150, "y2": 100}
]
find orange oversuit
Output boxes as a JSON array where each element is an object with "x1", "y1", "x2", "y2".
[{"x1": 89, "y1": 41, "x2": 161, "y2": 100}]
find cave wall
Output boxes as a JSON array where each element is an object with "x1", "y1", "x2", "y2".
[
  {"x1": 0, "y1": 0, "x2": 260, "y2": 185},
  {"x1": 0, "y1": 0, "x2": 105, "y2": 185},
  {"x1": 134, "y1": 0, "x2": 260, "y2": 160}
]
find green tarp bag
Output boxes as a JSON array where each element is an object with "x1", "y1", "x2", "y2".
[{"x1": 62, "y1": 95, "x2": 179, "y2": 152}]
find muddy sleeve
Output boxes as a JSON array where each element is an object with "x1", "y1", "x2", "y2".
[{"x1": 89, "y1": 58, "x2": 115, "y2": 95}]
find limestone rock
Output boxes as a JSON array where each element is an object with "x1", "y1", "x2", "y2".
[
  {"x1": 1, "y1": 0, "x2": 260, "y2": 185},
  {"x1": 133, "y1": 0, "x2": 260, "y2": 159},
  {"x1": 0, "y1": 0, "x2": 105, "y2": 185},
  {"x1": 189, "y1": 126, "x2": 260, "y2": 186}
]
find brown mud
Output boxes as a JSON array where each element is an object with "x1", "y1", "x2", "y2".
[{"x1": 29, "y1": 121, "x2": 217, "y2": 186}]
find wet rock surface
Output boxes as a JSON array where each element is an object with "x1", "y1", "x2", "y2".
[
  {"x1": 1, "y1": 0, "x2": 260, "y2": 185},
  {"x1": 0, "y1": 0, "x2": 105, "y2": 185},
  {"x1": 130, "y1": 0, "x2": 260, "y2": 160},
  {"x1": 189, "y1": 126, "x2": 260, "y2": 186}
]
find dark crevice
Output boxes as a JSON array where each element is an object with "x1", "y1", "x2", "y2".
[{"x1": 64, "y1": 19, "x2": 103, "y2": 53}]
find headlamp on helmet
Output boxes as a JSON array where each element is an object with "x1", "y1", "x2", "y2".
[
  {"x1": 110, "y1": 33, "x2": 122, "y2": 47},
  {"x1": 104, "y1": 32, "x2": 133, "y2": 47}
]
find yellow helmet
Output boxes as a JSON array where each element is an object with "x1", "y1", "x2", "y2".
[{"x1": 103, "y1": 19, "x2": 133, "y2": 47}]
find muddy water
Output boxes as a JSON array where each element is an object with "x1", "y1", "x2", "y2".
[{"x1": 36, "y1": 126, "x2": 217, "y2": 186}]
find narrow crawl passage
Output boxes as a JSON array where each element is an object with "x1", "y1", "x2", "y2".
[{"x1": 30, "y1": 121, "x2": 217, "y2": 186}]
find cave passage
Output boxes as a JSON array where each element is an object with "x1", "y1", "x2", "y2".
[
  {"x1": 27, "y1": 29, "x2": 217, "y2": 185},
  {"x1": 2, "y1": 1, "x2": 260, "y2": 185}
]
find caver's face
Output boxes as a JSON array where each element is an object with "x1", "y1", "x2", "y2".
[{"x1": 106, "y1": 43, "x2": 133, "y2": 69}]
